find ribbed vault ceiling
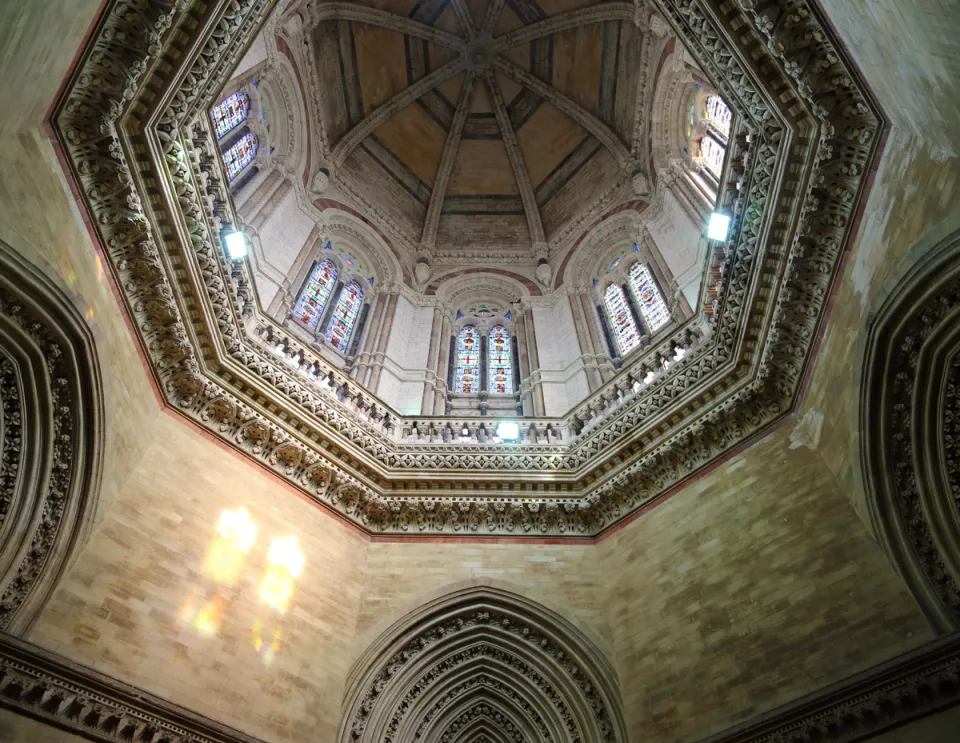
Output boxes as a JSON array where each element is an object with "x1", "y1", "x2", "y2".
[{"x1": 302, "y1": 0, "x2": 642, "y2": 254}]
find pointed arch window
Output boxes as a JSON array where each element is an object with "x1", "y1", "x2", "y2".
[
  {"x1": 705, "y1": 95, "x2": 732, "y2": 137},
  {"x1": 604, "y1": 284, "x2": 641, "y2": 355},
  {"x1": 223, "y1": 133, "x2": 259, "y2": 181},
  {"x1": 628, "y1": 262, "x2": 671, "y2": 333},
  {"x1": 211, "y1": 92, "x2": 250, "y2": 139},
  {"x1": 454, "y1": 325, "x2": 480, "y2": 394},
  {"x1": 325, "y1": 281, "x2": 363, "y2": 352},
  {"x1": 488, "y1": 326, "x2": 513, "y2": 395},
  {"x1": 293, "y1": 259, "x2": 338, "y2": 332}
]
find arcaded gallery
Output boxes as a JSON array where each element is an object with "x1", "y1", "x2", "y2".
[{"x1": 0, "y1": 0, "x2": 959, "y2": 741}]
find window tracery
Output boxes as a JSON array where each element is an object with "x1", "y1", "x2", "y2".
[
  {"x1": 292, "y1": 259, "x2": 338, "y2": 332},
  {"x1": 324, "y1": 280, "x2": 363, "y2": 352},
  {"x1": 699, "y1": 133, "x2": 725, "y2": 178},
  {"x1": 488, "y1": 325, "x2": 513, "y2": 395},
  {"x1": 705, "y1": 95, "x2": 732, "y2": 137},
  {"x1": 223, "y1": 132, "x2": 258, "y2": 181},
  {"x1": 604, "y1": 284, "x2": 641, "y2": 355},
  {"x1": 628, "y1": 262, "x2": 671, "y2": 332},
  {"x1": 211, "y1": 92, "x2": 250, "y2": 139},
  {"x1": 454, "y1": 325, "x2": 480, "y2": 394}
]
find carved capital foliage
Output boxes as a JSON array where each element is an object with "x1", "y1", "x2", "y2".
[
  {"x1": 51, "y1": 0, "x2": 883, "y2": 536},
  {"x1": 860, "y1": 226, "x2": 960, "y2": 633},
  {"x1": 0, "y1": 243, "x2": 104, "y2": 636},
  {"x1": 338, "y1": 587, "x2": 628, "y2": 743}
]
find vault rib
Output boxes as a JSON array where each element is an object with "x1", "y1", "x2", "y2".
[
  {"x1": 492, "y1": 57, "x2": 630, "y2": 168},
  {"x1": 483, "y1": 70, "x2": 545, "y2": 245},
  {"x1": 479, "y1": 0, "x2": 507, "y2": 35},
  {"x1": 420, "y1": 71, "x2": 478, "y2": 249},
  {"x1": 308, "y1": 2, "x2": 466, "y2": 50},
  {"x1": 330, "y1": 59, "x2": 466, "y2": 167},
  {"x1": 450, "y1": 0, "x2": 477, "y2": 37},
  {"x1": 492, "y1": 3, "x2": 634, "y2": 52}
]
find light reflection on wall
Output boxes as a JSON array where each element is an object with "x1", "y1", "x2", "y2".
[{"x1": 179, "y1": 508, "x2": 306, "y2": 666}]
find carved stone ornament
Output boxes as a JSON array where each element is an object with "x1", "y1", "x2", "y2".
[
  {"x1": 1, "y1": 613, "x2": 959, "y2": 743},
  {"x1": 0, "y1": 241, "x2": 104, "y2": 636},
  {"x1": 859, "y1": 224, "x2": 960, "y2": 634},
  {"x1": 535, "y1": 258, "x2": 553, "y2": 288},
  {"x1": 50, "y1": 0, "x2": 884, "y2": 536},
  {"x1": 631, "y1": 170, "x2": 650, "y2": 197},
  {"x1": 414, "y1": 257, "x2": 432, "y2": 287},
  {"x1": 311, "y1": 168, "x2": 330, "y2": 195},
  {"x1": 338, "y1": 587, "x2": 628, "y2": 743}
]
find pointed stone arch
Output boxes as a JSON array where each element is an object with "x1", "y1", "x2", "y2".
[
  {"x1": 0, "y1": 241, "x2": 104, "y2": 636},
  {"x1": 338, "y1": 586, "x2": 627, "y2": 743},
  {"x1": 859, "y1": 219, "x2": 960, "y2": 634}
]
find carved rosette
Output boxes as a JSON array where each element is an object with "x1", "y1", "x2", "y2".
[{"x1": 50, "y1": 0, "x2": 883, "y2": 536}]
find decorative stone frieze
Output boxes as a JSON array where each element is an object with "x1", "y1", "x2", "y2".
[{"x1": 50, "y1": 0, "x2": 883, "y2": 536}]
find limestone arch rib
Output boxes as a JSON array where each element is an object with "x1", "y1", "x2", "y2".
[
  {"x1": 329, "y1": 58, "x2": 466, "y2": 167},
  {"x1": 483, "y1": 70, "x2": 545, "y2": 245},
  {"x1": 492, "y1": 3, "x2": 634, "y2": 51},
  {"x1": 305, "y1": 2, "x2": 466, "y2": 50},
  {"x1": 421, "y1": 71, "x2": 478, "y2": 249},
  {"x1": 492, "y1": 56, "x2": 631, "y2": 168}
]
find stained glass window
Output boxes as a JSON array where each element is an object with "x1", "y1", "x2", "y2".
[
  {"x1": 604, "y1": 284, "x2": 641, "y2": 355},
  {"x1": 705, "y1": 95, "x2": 732, "y2": 137},
  {"x1": 700, "y1": 133, "x2": 725, "y2": 178},
  {"x1": 211, "y1": 92, "x2": 250, "y2": 139},
  {"x1": 488, "y1": 326, "x2": 512, "y2": 395},
  {"x1": 292, "y1": 259, "x2": 338, "y2": 332},
  {"x1": 454, "y1": 325, "x2": 480, "y2": 394},
  {"x1": 223, "y1": 133, "x2": 258, "y2": 181},
  {"x1": 324, "y1": 281, "x2": 363, "y2": 352},
  {"x1": 628, "y1": 262, "x2": 671, "y2": 333}
]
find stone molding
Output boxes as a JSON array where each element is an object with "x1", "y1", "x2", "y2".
[
  {"x1": 859, "y1": 225, "x2": 960, "y2": 633},
  {"x1": 50, "y1": 0, "x2": 883, "y2": 536},
  {"x1": 0, "y1": 242, "x2": 104, "y2": 636},
  {"x1": 337, "y1": 586, "x2": 628, "y2": 743},
  {"x1": 0, "y1": 622, "x2": 958, "y2": 743}
]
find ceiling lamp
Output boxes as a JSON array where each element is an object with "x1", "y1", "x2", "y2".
[
  {"x1": 223, "y1": 230, "x2": 248, "y2": 260},
  {"x1": 707, "y1": 212, "x2": 732, "y2": 242}
]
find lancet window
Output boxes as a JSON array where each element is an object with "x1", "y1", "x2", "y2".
[
  {"x1": 223, "y1": 133, "x2": 259, "y2": 181},
  {"x1": 454, "y1": 325, "x2": 480, "y2": 394},
  {"x1": 324, "y1": 281, "x2": 363, "y2": 352},
  {"x1": 488, "y1": 326, "x2": 513, "y2": 395},
  {"x1": 604, "y1": 284, "x2": 641, "y2": 355},
  {"x1": 292, "y1": 259, "x2": 338, "y2": 331},
  {"x1": 700, "y1": 133, "x2": 725, "y2": 178},
  {"x1": 211, "y1": 92, "x2": 250, "y2": 139},
  {"x1": 705, "y1": 95, "x2": 732, "y2": 137},
  {"x1": 628, "y1": 263, "x2": 671, "y2": 333}
]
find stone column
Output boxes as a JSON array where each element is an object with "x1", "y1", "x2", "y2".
[
  {"x1": 581, "y1": 293, "x2": 615, "y2": 382},
  {"x1": 569, "y1": 291, "x2": 603, "y2": 392},
  {"x1": 353, "y1": 290, "x2": 385, "y2": 383},
  {"x1": 420, "y1": 306, "x2": 442, "y2": 414},
  {"x1": 514, "y1": 308, "x2": 533, "y2": 416},
  {"x1": 524, "y1": 310, "x2": 546, "y2": 417},
  {"x1": 367, "y1": 291, "x2": 399, "y2": 392},
  {"x1": 433, "y1": 315, "x2": 453, "y2": 415}
]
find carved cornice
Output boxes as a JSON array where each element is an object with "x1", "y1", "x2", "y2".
[{"x1": 51, "y1": 0, "x2": 883, "y2": 536}]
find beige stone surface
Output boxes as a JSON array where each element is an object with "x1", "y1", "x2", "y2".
[
  {"x1": 29, "y1": 414, "x2": 369, "y2": 743},
  {"x1": 0, "y1": 708, "x2": 86, "y2": 743},
  {"x1": 597, "y1": 428, "x2": 933, "y2": 743},
  {"x1": 865, "y1": 705, "x2": 960, "y2": 743}
]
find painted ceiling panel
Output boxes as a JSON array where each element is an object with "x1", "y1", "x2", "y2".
[
  {"x1": 550, "y1": 24, "x2": 604, "y2": 117},
  {"x1": 374, "y1": 102, "x2": 449, "y2": 187},
  {"x1": 352, "y1": 24, "x2": 410, "y2": 114},
  {"x1": 516, "y1": 101, "x2": 587, "y2": 186},
  {"x1": 448, "y1": 139, "x2": 520, "y2": 195}
]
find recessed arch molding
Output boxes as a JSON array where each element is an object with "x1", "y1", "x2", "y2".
[
  {"x1": 338, "y1": 586, "x2": 627, "y2": 743},
  {"x1": 0, "y1": 241, "x2": 104, "y2": 636},
  {"x1": 859, "y1": 224, "x2": 960, "y2": 634}
]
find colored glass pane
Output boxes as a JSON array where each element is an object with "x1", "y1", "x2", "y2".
[
  {"x1": 488, "y1": 325, "x2": 512, "y2": 395},
  {"x1": 705, "y1": 95, "x2": 732, "y2": 137},
  {"x1": 454, "y1": 325, "x2": 480, "y2": 394},
  {"x1": 223, "y1": 133, "x2": 258, "y2": 181},
  {"x1": 324, "y1": 281, "x2": 363, "y2": 352},
  {"x1": 604, "y1": 284, "x2": 641, "y2": 355},
  {"x1": 211, "y1": 92, "x2": 250, "y2": 139},
  {"x1": 628, "y1": 262, "x2": 671, "y2": 333},
  {"x1": 292, "y1": 259, "x2": 338, "y2": 332},
  {"x1": 700, "y1": 134, "x2": 725, "y2": 178}
]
